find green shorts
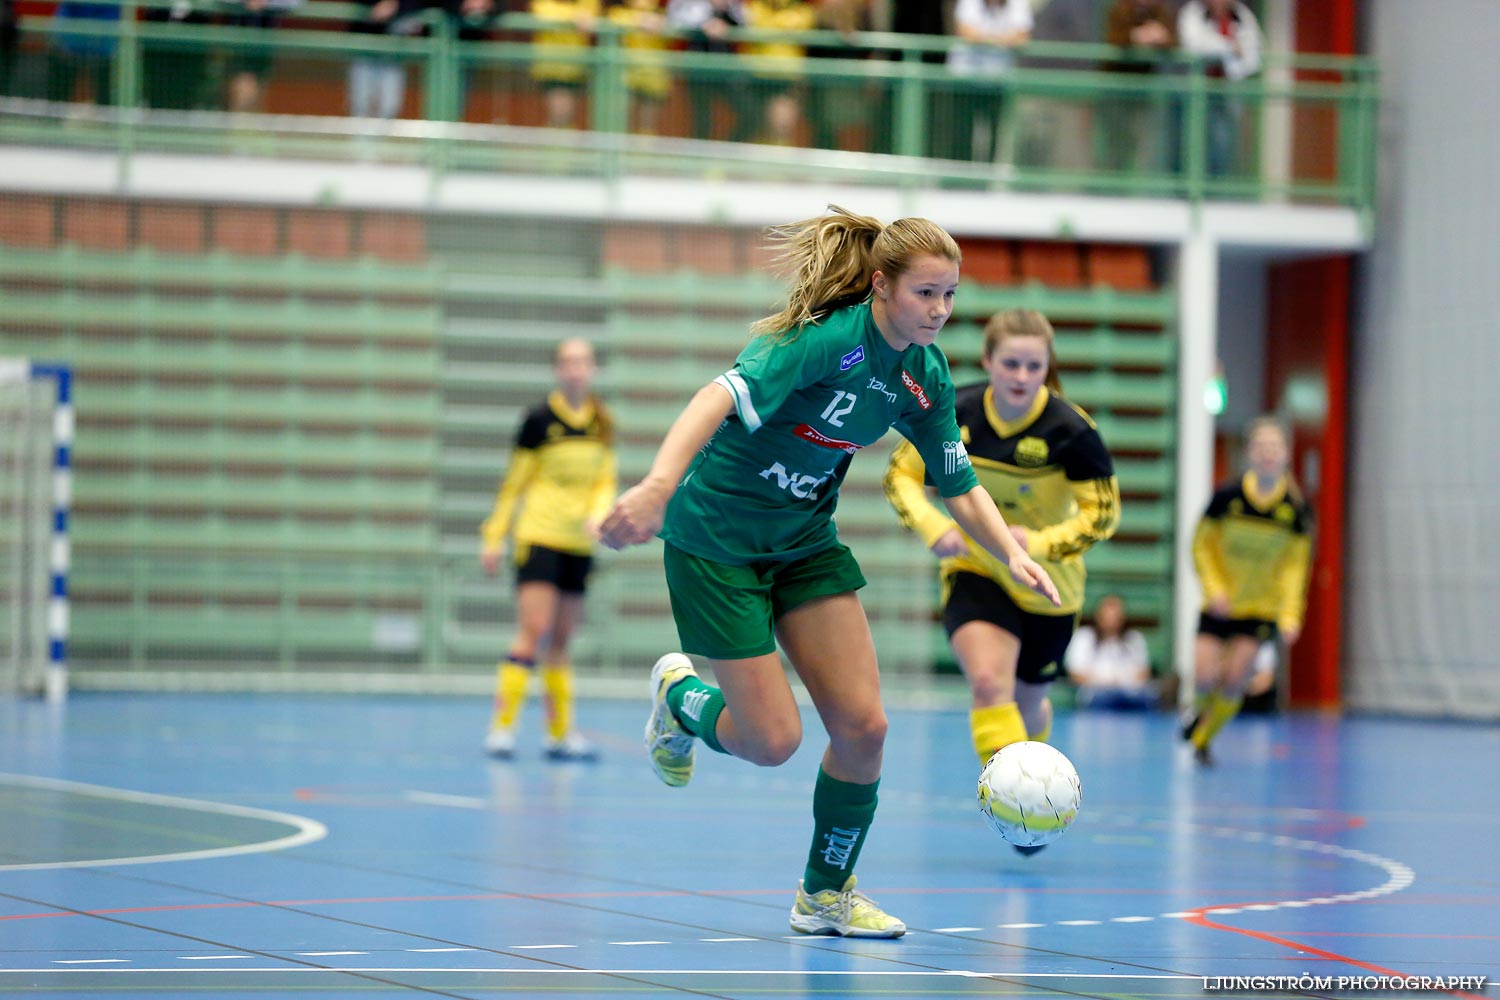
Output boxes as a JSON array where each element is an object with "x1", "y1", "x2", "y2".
[{"x1": 663, "y1": 542, "x2": 867, "y2": 660}]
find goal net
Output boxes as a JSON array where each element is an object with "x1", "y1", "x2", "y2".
[{"x1": 0, "y1": 360, "x2": 70, "y2": 700}]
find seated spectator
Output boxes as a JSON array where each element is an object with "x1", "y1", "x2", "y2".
[
  {"x1": 1176, "y1": 0, "x2": 1261, "y2": 177},
  {"x1": 1065, "y1": 593, "x2": 1157, "y2": 710},
  {"x1": 531, "y1": 0, "x2": 600, "y2": 130},
  {"x1": 742, "y1": 0, "x2": 816, "y2": 145},
  {"x1": 607, "y1": 0, "x2": 671, "y2": 136},
  {"x1": 942, "y1": 0, "x2": 1032, "y2": 167}
]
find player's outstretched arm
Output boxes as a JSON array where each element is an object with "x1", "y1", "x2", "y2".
[
  {"x1": 944, "y1": 486, "x2": 1061, "y2": 607},
  {"x1": 600, "y1": 382, "x2": 736, "y2": 550}
]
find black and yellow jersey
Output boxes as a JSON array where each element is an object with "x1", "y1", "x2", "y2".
[
  {"x1": 530, "y1": 0, "x2": 601, "y2": 84},
  {"x1": 480, "y1": 390, "x2": 618, "y2": 558},
  {"x1": 885, "y1": 384, "x2": 1120, "y2": 615},
  {"x1": 1192, "y1": 472, "x2": 1312, "y2": 632}
]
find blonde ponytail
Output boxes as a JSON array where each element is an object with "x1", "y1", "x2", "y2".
[{"x1": 751, "y1": 205, "x2": 961, "y2": 341}]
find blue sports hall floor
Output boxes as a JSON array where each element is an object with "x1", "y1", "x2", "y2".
[{"x1": 1, "y1": 689, "x2": 1497, "y2": 1000}]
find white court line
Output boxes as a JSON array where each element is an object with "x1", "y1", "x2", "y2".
[
  {"x1": 179, "y1": 956, "x2": 252, "y2": 961},
  {"x1": 0, "y1": 773, "x2": 327, "y2": 871},
  {"x1": 699, "y1": 937, "x2": 756, "y2": 942},
  {"x1": 406, "y1": 948, "x2": 476, "y2": 953},
  {"x1": 933, "y1": 927, "x2": 983, "y2": 933},
  {"x1": 510, "y1": 945, "x2": 576, "y2": 950},
  {"x1": 296, "y1": 951, "x2": 367, "y2": 956},
  {"x1": 609, "y1": 941, "x2": 669, "y2": 946},
  {"x1": 401, "y1": 790, "x2": 488, "y2": 810},
  {"x1": 52, "y1": 959, "x2": 129, "y2": 965}
]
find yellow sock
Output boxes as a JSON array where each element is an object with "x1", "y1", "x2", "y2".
[
  {"x1": 491, "y1": 660, "x2": 531, "y2": 731},
  {"x1": 971, "y1": 702, "x2": 1028, "y2": 766},
  {"x1": 541, "y1": 662, "x2": 574, "y2": 742},
  {"x1": 1030, "y1": 722, "x2": 1052, "y2": 743},
  {"x1": 1192, "y1": 692, "x2": 1243, "y2": 750}
]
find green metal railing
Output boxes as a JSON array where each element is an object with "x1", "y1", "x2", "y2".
[{"x1": 2, "y1": 2, "x2": 1380, "y2": 208}]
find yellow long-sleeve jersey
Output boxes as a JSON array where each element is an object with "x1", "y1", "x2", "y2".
[
  {"x1": 607, "y1": 4, "x2": 671, "y2": 99},
  {"x1": 743, "y1": 0, "x2": 817, "y2": 74},
  {"x1": 531, "y1": 0, "x2": 601, "y2": 85},
  {"x1": 1192, "y1": 472, "x2": 1312, "y2": 633},
  {"x1": 885, "y1": 384, "x2": 1120, "y2": 616},
  {"x1": 480, "y1": 391, "x2": 618, "y2": 558}
]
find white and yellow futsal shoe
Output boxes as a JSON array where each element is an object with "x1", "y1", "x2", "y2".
[
  {"x1": 789, "y1": 876, "x2": 907, "y2": 938},
  {"x1": 644, "y1": 653, "x2": 698, "y2": 788}
]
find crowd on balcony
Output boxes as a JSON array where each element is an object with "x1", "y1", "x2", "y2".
[{"x1": 1, "y1": 0, "x2": 1264, "y2": 175}]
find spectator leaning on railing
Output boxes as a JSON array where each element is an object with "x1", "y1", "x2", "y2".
[
  {"x1": 1, "y1": 0, "x2": 18, "y2": 98},
  {"x1": 48, "y1": 1, "x2": 120, "y2": 105},
  {"x1": 666, "y1": 0, "x2": 751, "y2": 141},
  {"x1": 606, "y1": 0, "x2": 671, "y2": 136},
  {"x1": 1099, "y1": 0, "x2": 1175, "y2": 175},
  {"x1": 741, "y1": 0, "x2": 816, "y2": 145},
  {"x1": 803, "y1": 0, "x2": 872, "y2": 152},
  {"x1": 1176, "y1": 0, "x2": 1261, "y2": 178},
  {"x1": 530, "y1": 0, "x2": 599, "y2": 130},
  {"x1": 222, "y1": 0, "x2": 305, "y2": 113},
  {"x1": 348, "y1": 0, "x2": 427, "y2": 119},
  {"x1": 941, "y1": 0, "x2": 1032, "y2": 170}
]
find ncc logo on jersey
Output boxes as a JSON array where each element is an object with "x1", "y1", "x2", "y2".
[{"x1": 839, "y1": 346, "x2": 865, "y2": 371}]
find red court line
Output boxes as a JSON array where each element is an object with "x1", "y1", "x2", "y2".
[{"x1": 1186, "y1": 906, "x2": 1488, "y2": 1000}]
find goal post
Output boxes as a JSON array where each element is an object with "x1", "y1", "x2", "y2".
[{"x1": 0, "y1": 359, "x2": 72, "y2": 703}]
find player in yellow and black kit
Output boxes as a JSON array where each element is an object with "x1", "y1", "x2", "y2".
[
  {"x1": 885, "y1": 309, "x2": 1120, "y2": 852},
  {"x1": 480, "y1": 339, "x2": 617, "y2": 761},
  {"x1": 1185, "y1": 416, "x2": 1311, "y2": 765}
]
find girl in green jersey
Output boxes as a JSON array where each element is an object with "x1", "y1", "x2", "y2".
[{"x1": 600, "y1": 205, "x2": 1059, "y2": 938}]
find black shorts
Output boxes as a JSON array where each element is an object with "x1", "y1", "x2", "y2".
[
  {"x1": 1197, "y1": 613, "x2": 1277, "y2": 642},
  {"x1": 515, "y1": 543, "x2": 593, "y2": 595},
  {"x1": 942, "y1": 572, "x2": 1077, "y2": 685}
]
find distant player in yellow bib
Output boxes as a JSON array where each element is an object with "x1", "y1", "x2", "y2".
[
  {"x1": 479, "y1": 339, "x2": 617, "y2": 760},
  {"x1": 1184, "y1": 415, "x2": 1311, "y2": 765},
  {"x1": 886, "y1": 309, "x2": 1120, "y2": 850}
]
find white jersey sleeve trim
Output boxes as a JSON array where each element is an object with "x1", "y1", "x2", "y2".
[{"x1": 714, "y1": 371, "x2": 763, "y2": 432}]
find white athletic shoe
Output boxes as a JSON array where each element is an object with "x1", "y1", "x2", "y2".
[
  {"x1": 543, "y1": 732, "x2": 599, "y2": 762},
  {"x1": 483, "y1": 727, "x2": 516, "y2": 759},
  {"x1": 789, "y1": 876, "x2": 906, "y2": 938},
  {"x1": 645, "y1": 653, "x2": 697, "y2": 787}
]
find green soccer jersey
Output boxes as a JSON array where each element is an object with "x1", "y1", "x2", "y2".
[{"x1": 661, "y1": 300, "x2": 979, "y2": 565}]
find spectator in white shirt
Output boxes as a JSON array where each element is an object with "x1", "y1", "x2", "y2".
[
  {"x1": 1065, "y1": 593, "x2": 1157, "y2": 710},
  {"x1": 941, "y1": 0, "x2": 1031, "y2": 166},
  {"x1": 1176, "y1": 0, "x2": 1261, "y2": 177}
]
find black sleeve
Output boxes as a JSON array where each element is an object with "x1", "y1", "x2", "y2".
[
  {"x1": 1202, "y1": 484, "x2": 1234, "y2": 519},
  {"x1": 1060, "y1": 425, "x2": 1115, "y2": 481},
  {"x1": 514, "y1": 407, "x2": 549, "y2": 449}
]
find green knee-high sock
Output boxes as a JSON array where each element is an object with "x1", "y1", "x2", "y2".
[
  {"x1": 665, "y1": 674, "x2": 728, "y2": 754},
  {"x1": 802, "y1": 767, "x2": 880, "y2": 895}
]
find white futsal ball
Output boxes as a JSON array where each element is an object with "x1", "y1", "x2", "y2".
[{"x1": 977, "y1": 741, "x2": 1082, "y2": 847}]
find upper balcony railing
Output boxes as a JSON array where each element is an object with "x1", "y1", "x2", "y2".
[{"x1": 1, "y1": 2, "x2": 1379, "y2": 210}]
